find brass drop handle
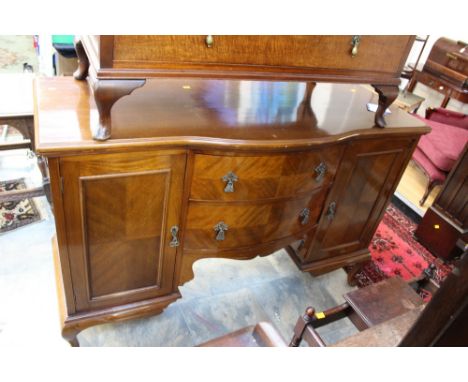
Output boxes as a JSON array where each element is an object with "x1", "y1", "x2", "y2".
[
  {"x1": 206, "y1": 35, "x2": 214, "y2": 48},
  {"x1": 169, "y1": 225, "x2": 180, "y2": 247},
  {"x1": 351, "y1": 35, "x2": 361, "y2": 57},
  {"x1": 299, "y1": 208, "x2": 310, "y2": 225},
  {"x1": 326, "y1": 202, "x2": 337, "y2": 221},
  {"x1": 222, "y1": 171, "x2": 238, "y2": 193},
  {"x1": 214, "y1": 221, "x2": 228, "y2": 241},
  {"x1": 314, "y1": 162, "x2": 327, "y2": 183}
]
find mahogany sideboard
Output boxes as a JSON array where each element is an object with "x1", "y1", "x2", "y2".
[
  {"x1": 74, "y1": 35, "x2": 415, "y2": 139},
  {"x1": 34, "y1": 77, "x2": 429, "y2": 346}
]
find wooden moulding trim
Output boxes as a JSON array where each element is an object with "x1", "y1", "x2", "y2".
[
  {"x1": 287, "y1": 246, "x2": 370, "y2": 274},
  {"x1": 188, "y1": 186, "x2": 328, "y2": 205},
  {"x1": 63, "y1": 292, "x2": 182, "y2": 330},
  {"x1": 177, "y1": 229, "x2": 317, "y2": 287},
  {"x1": 93, "y1": 66, "x2": 402, "y2": 84},
  {"x1": 36, "y1": 128, "x2": 431, "y2": 157}
]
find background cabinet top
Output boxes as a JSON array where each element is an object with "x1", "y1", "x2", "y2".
[
  {"x1": 34, "y1": 77, "x2": 429, "y2": 156},
  {"x1": 84, "y1": 35, "x2": 414, "y2": 84}
]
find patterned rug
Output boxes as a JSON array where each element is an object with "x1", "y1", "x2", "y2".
[
  {"x1": 0, "y1": 178, "x2": 41, "y2": 233},
  {"x1": 351, "y1": 203, "x2": 453, "y2": 289}
]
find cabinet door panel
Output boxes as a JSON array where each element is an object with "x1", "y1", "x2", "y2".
[
  {"x1": 60, "y1": 152, "x2": 186, "y2": 311},
  {"x1": 307, "y1": 139, "x2": 416, "y2": 262}
]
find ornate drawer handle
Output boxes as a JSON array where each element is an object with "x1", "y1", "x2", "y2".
[
  {"x1": 351, "y1": 35, "x2": 360, "y2": 57},
  {"x1": 169, "y1": 225, "x2": 180, "y2": 247},
  {"x1": 206, "y1": 35, "x2": 214, "y2": 48},
  {"x1": 222, "y1": 171, "x2": 238, "y2": 193},
  {"x1": 214, "y1": 221, "x2": 228, "y2": 241},
  {"x1": 326, "y1": 202, "x2": 337, "y2": 221},
  {"x1": 299, "y1": 208, "x2": 310, "y2": 225},
  {"x1": 315, "y1": 162, "x2": 327, "y2": 183}
]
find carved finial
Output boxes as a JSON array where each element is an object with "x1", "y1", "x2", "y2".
[{"x1": 305, "y1": 307, "x2": 315, "y2": 318}]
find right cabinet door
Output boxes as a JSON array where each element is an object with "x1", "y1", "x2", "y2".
[{"x1": 308, "y1": 138, "x2": 416, "y2": 262}]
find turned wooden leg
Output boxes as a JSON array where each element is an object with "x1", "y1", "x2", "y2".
[
  {"x1": 407, "y1": 77, "x2": 417, "y2": 93},
  {"x1": 419, "y1": 179, "x2": 438, "y2": 206},
  {"x1": 36, "y1": 155, "x2": 52, "y2": 204},
  {"x1": 347, "y1": 262, "x2": 364, "y2": 286},
  {"x1": 296, "y1": 82, "x2": 318, "y2": 126},
  {"x1": 92, "y1": 79, "x2": 145, "y2": 141},
  {"x1": 372, "y1": 85, "x2": 399, "y2": 128},
  {"x1": 441, "y1": 95, "x2": 450, "y2": 108},
  {"x1": 289, "y1": 307, "x2": 316, "y2": 347},
  {"x1": 73, "y1": 37, "x2": 89, "y2": 81}
]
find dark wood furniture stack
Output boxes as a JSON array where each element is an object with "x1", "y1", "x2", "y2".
[
  {"x1": 289, "y1": 277, "x2": 423, "y2": 346},
  {"x1": 415, "y1": 145, "x2": 468, "y2": 260},
  {"x1": 34, "y1": 36, "x2": 430, "y2": 346},
  {"x1": 200, "y1": 253, "x2": 468, "y2": 347},
  {"x1": 408, "y1": 37, "x2": 468, "y2": 108}
]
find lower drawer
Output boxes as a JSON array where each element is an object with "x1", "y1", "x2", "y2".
[{"x1": 184, "y1": 188, "x2": 328, "y2": 251}]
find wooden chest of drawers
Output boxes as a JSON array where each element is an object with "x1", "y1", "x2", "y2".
[{"x1": 35, "y1": 77, "x2": 429, "y2": 346}]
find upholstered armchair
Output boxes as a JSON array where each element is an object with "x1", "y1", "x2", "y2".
[{"x1": 412, "y1": 108, "x2": 468, "y2": 206}]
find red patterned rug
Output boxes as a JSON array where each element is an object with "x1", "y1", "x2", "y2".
[
  {"x1": 352, "y1": 203, "x2": 453, "y2": 290},
  {"x1": 0, "y1": 178, "x2": 41, "y2": 233}
]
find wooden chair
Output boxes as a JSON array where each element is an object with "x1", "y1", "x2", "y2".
[
  {"x1": 0, "y1": 74, "x2": 50, "y2": 203},
  {"x1": 199, "y1": 253, "x2": 468, "y2": 347}
]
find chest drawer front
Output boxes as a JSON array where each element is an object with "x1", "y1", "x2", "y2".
[
  {"x1": 190, "y1": 147, "x2": 342, "y2": 201},
  {"x1": 184, "y1": 187, "x2": 328, "y2": 252},
  {"x1": 113, "y1": 36, "x2": 412, "y2": 75}
]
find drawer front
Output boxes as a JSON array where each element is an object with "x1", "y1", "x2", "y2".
[
  {"x1": 113, "y1": 36, "x2": 412, "y2": 75},
  {"x1": 419, "y1": 72, "x2": 453, "y2": 96},
  {"x1": 184, "y1": 188, "x2": 328, "y2": 252},
  {"x1": 190, "y1": 147, "x2": 342, "y2": 201}
]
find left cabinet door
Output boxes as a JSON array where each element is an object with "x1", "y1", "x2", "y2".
[{"x1": 60, "y1": 151, "x2": 186, "y2": 312}]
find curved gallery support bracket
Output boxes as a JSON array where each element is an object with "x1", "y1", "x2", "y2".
[
  {"x1": 73, "y1": 38, "x2": 89, "y2": 81},
  {"x1": 372, "y1": 84, "x2": 399, "y2": 128},
  {"x1": 296, "y1": 82, "x2": 318, "y2": 127},
  {"x1": 91, "y1": 79, "x2": 146, "y2": 141}
]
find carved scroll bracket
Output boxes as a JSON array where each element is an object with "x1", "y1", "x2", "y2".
[
  {"x1": 91, "y1": 79, "x2": 146, "y2": 141},
  {"x1": 372, "y1": 84, "x2": 399, "y2": 128}
]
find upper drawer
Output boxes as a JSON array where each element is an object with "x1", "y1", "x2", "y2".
[
  {"x1": 112, "y1": 36, "x2": 413, "y2": 76},
  {"x1": 190, "y1": 147, "x2": 343, "y2": 201}
]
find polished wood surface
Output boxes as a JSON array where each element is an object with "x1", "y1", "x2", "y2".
[
  {"x1": 76, "y1": 35, "x2": 415, "y2": 139},
  {"x1": 35, "y1": 77, "x2": 429, "y2": 346},
  {"x1": 34, "y1": 78, "x2": 427, "y2": 155}
]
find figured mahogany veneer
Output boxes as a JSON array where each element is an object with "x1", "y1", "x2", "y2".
[
  {"x1": 35, "y1": 77, "x2": 429, "y2": 346},
  {"x1": 74, "y1": 35, "x2": 415, "y2": 140}
]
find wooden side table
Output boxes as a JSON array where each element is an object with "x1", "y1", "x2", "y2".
[
  {"x1": 0, "y1": 74, "x2": 50, "y2": 203},
  {"x1": 395, "y1": 91, "x2": 425, "y2": 113}
]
